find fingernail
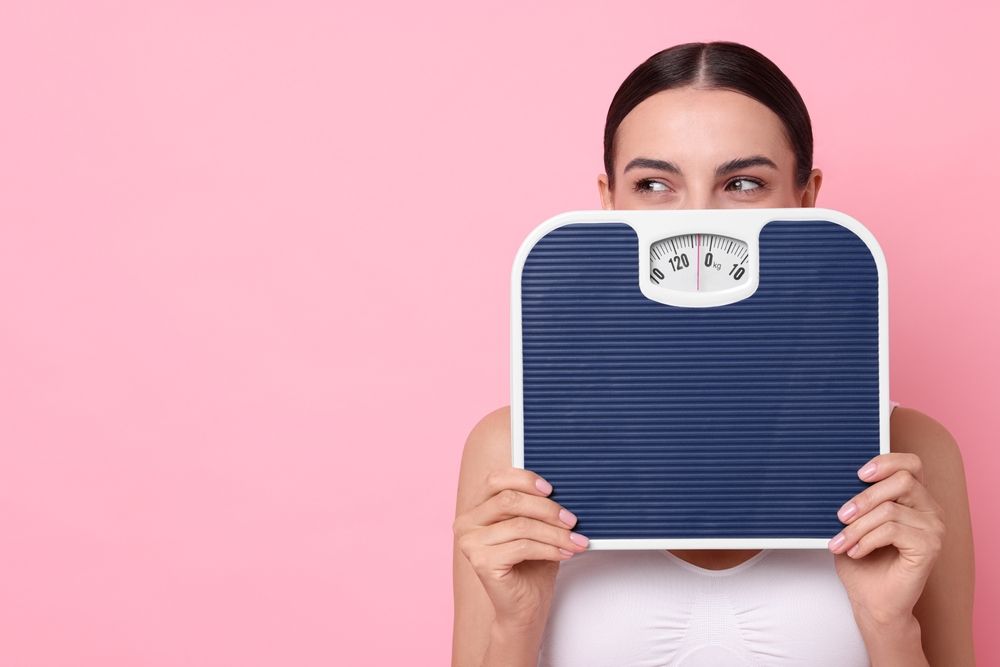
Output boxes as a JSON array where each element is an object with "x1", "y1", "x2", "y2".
[
  {"x1": 848, "y1": 544, "x2": 860, "y2": 557},
  {"x1": 569, "y1": 532, "x2": 589, "y2": 547},
  {"x1": 838, "y1": 502, "x2": 857, "y2": 521},
  {"x1": 859, "y1": 463, "x2": 877, "y2": 480},
  {"x1": 558, "y1": 548, "x2": 575, "y2": 558},
  {"x1": 829, "y1": 533, "x2": 846, "y2": 551},
  {"x1": 536, "y1": 478, "x2": 552, "y2": 494},
  {"x1": 559, "y1": 508, "x2": 577, "y2": 527}
]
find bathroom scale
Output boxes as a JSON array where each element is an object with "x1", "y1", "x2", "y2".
[{"x1": 511, "y1": 208, "x2": 888, "y2": 550}]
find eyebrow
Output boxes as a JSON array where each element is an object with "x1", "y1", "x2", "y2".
[{"x1": 622, "y1": 155, "x2": 779, "y2": 177}]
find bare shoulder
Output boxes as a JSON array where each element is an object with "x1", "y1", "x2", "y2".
[
  {"x1": 467, "y1": 405, "x2": 511, "y2": 448},
  {"x1": 456, "y1": 405, "x2": 512, "y2": 512},
  {"x1": 890, "y1": 406, "x2": 967, "y2": 486},
  {"x1": 463, "y1": 405, "x2": 511, "y2": 467}
]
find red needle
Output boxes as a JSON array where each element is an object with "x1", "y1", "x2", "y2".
[{"x1": 696, "y1": 233, "x2": 700, "y2": 291}]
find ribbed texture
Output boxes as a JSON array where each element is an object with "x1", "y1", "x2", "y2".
[{"x1": 519, "y1": 220, "x2": 881, "y2": 538}]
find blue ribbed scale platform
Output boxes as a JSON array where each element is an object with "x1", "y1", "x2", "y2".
[{"x1": 514, "y1": 213, "x2": 885, "y2": 545}]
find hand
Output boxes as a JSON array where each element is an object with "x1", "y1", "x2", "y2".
[
  {"x1": 453, "y1": 467, "x2": 589, "y2": 629},
  {"x1": 828, "y1": 452, "x2": 946, "y2": 625}
]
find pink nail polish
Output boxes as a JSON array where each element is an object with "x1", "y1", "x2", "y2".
[
  {"x1": 559, "y1": 508, "x2": 577, "y2": 527},
  {"x1": 859, "y1": 463, "x2": 877, "y2": 480},
  {"x1": 569, "y1": 532, "x2": 589, "y2": 547},
  {"x1": 829, "y1": 534, "x2": 846, "y2": 551},
  {"x1": 838, "y1": 502, "x2": 857, "y2": 521},
  {"x1": 536, "y1": 478, "x2": 552, "y2": 494}
]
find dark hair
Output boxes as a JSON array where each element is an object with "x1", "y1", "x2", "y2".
[{"x1": 603, "y1": 41, "x2": 813, "y2": 190}]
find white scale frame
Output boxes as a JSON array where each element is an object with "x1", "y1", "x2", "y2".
[{"x1": 510, "y1": 207, "x2": 890, "y2": 550}]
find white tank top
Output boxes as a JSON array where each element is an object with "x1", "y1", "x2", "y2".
[{"x1": 536, "y1": 400, "x2": 900, "y2": 666}]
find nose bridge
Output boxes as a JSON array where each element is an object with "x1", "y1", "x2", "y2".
[{"x1": 682, "y1": 181, "x2": 715, "y2": 209}]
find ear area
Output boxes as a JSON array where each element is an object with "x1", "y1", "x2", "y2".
[
  {"x1": 597, "y1": 173, "x2": 614, "y2": 210},
  {"x1": 799, "y1": 168, "x2": 823, "y2": 207}
]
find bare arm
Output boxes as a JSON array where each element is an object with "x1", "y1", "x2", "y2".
[
  {"x1": 452, "y1": 405, "x2": 579, "y2": 667},
  {"x1": 452, "y1": 407, "x2": 513, "y2": 666},
  {"x1": 891, "y1": 407, "x2": 976, "y2": 665}
]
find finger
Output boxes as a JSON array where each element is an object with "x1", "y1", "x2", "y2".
[
  {"x1": 477, "y1": 515, "x2": 589, "y2": 553},
  {"x1": 856, "y1": 451, "x2": 924, "y2": 485},
  {"x1": 460, "y1": 533, "x2": 577, "y2": 575},
  {"x1": 489, "y1": 538, "x2": 578, "y2": 570},
  {"x1": 837, "y1": 469, "x2": 941, "y2": 525},
  {"x1": 468, "y1": 487, "x2": 579, "y2": 533},
  {"x1": 454, "y1": 466, "x2": 560, "y2": 535},
  {"x1": 838, "y1": 520, "x2": 940, "y2": 564},
  {"x1": 475, "y1": 466, "x2": 555, "y2": 506},
  {"x1": 829, "y1": 500, "x2": 941, "y2": 555}
]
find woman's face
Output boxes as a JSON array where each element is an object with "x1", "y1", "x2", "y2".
[{"x1": 598, "y1": 87, "x2": 822, "y2": 211}]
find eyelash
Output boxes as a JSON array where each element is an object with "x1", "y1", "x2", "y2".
[{"x1": 631, "y1": 177, "x2": 768, "y2": 195}]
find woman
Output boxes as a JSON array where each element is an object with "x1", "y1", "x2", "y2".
[{"x1": 452, "y1": 42, "x2": 975, "y2": 666}]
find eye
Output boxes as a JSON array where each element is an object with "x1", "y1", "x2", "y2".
[
  {"x1": 632, "y1": 178, "x2": 671, "y2": 194},
  {"x1": 725, "y1": 177, "x2": 766, "y2": 194}
]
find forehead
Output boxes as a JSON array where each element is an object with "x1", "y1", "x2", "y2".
[{"x1": 614, "y1": 87, "x2": 794, "y2": 171}]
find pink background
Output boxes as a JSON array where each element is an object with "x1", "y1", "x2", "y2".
[{"x1": 1, "y1": 1, "x2": 996, "y2": 664}]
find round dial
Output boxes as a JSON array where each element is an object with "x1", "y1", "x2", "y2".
[{"x1": 650, "y1": 233, "x2": 749, "y2": 292}]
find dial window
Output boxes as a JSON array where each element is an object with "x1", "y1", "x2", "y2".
[{"x1": 649, "y1": 233, "x2": 750, "y2": 292}]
